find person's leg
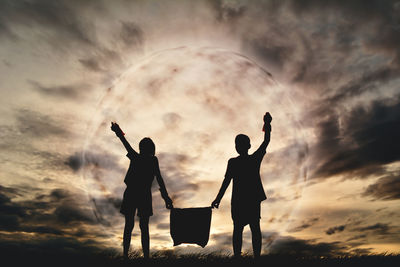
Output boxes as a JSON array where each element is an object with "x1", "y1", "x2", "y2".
[
  {"x1": 123, "y1": 212, "x2": 135, "y2": 259},
  {"x1": 233, "y1": 221, "x2": 244, "y2": 258},
  {"x1": 249, "y1": 219, "x2": 261, "y2": 259},
  {"x1": 139, "y1": 216, "x2": 150, "y2": 259}
]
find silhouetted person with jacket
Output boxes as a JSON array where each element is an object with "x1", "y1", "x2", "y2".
[
  {"x1": 211, "y1": 112, "x2": 272, "y2": 259},
  {"x1": 111, "y1": 122, "x2": 173, "y2": 259}
]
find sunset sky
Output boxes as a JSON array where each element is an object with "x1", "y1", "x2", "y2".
[{"x1": 0, "y1": 0, "x2": 399, "y2": 257}]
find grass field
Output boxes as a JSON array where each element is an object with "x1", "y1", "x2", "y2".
[{"x1": 3, "y1": 250, "x2": 400, "y2": 267}]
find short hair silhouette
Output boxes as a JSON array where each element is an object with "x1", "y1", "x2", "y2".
[
  {"x1": 235, "y1": 134, "x2": 251, "y2": 155},
  {"x1": 139, "y1": 137, "x2": 155, "y2": 156},
  {"x1": 212, "y1": 112, "x2": 272, "y2": 259}
]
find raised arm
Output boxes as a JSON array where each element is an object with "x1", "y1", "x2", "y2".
[
  {"x1": 110, "y1": 122, "x2": 137, "y2": 156},
  {"x1": 155, "y1": 158, "x2": 173, "y2": 209},
  {"x1": 255, "y1": 112, "x2": 272, "y2": 153},
  {"x1": 211, "y1": 160, "x2": 233, "y2": 209}
]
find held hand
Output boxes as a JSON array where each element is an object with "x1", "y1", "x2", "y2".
[
  {"x1": 165, "y1": 197, "x2": 173, "y2": 209},
  {"x1": 211, "y1": 199, "x2": 220, "y2": 209},
  {"x1": 111, "y1": 122, "x2": 124, "y2": 137}
]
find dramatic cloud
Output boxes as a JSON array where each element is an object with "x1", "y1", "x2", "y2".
[
  {"x1": 267, "y1": 236, "x2": 347, "y2": 257},
  {"x1": 362, "y1": 174, "x2": 400, "y2": 200},
  {"x1": 287, "y1": 217, "x2": 319, "y2": 233},
  {"x1": 355, "y1": 223, "x2": 391, "y2": 235},
  {"x1": 0, "y1": 232, "x2": 108, "y2": 260},
  {"x1": 119, "y1": 21, "x2": 144, "y2": 48},
  {"x1": 0, "y1": 0, "x2": 98, "y2": 46},
  {"x1": 0, "y1": 185, "x2": 98, "y2": 237},
  {"x1": 312, "y1": 96, "x2": 400, "y2": 179},
  {"x1": 1, "y1": 0, "x2": 399, "y2": 257},
  {"x1": 30, "y1": 80, "x2": 88, "y2": 99},
  {"x1": 15, "y1": 108, "x2": 71, "y2": 139},
  {"x1": 346, "y1": 234, "x2": 367, "y2": 242},
  {"x1": 326, "y1": 225, "x2": 346, "y2": 235},
  {"x1": 66, "y1": 151, "x2": 124, "y2": 173}
]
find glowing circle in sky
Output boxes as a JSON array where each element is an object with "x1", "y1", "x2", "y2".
[{"x1": 82, "y1": 46, "x2": 309, "y2": 249}]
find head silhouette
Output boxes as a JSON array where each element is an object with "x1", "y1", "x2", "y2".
[
  {"x1": 139, "y1": 137, "x2": 155, "y2": 156},
  {"x1": 235, "y1": 134, "x2": 251, "y2": 155}
]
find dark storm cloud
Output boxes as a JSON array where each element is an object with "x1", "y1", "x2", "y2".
[
  {"x1": 312, "y1": 96, "x2": 400, "y2": 179},
  {"x1": 66, "y1": 150, "x2": 125, "y2": 173},
  {"x1": 207, "y1": 0, "x2": 247, "y2": 23},
  {"x1": 36, "y1": 188, "x2": 97, "y2": 225},
  {"x1": 0, "y1": 0, "x2": 139, "y2": 82},
  {"x1": 77, "y1": 47, "x2": 124, "y2": 73},
  {"x1": 54, "y1": 204, "x2": 96, "y2": 225},
  {"x1": 245, "y1": 38, "x2": 294, "y2": 72},
  {"x1": 230, "y1": 0, "x2": 400, "y2": 98},
  {"x1": 15, "y1": 108, "x2": 70, "y2": 138},
  {"x1": 362, "y1": 174, "x2": 400, "y2": 200},
  {"x1": 346, "y1": 234, "x2": 367, "y2": 242},
  {"x1": 89, "y1": 196, "x2": 124, "y2": 227},
  {"x1": 266, "y1": 226, "x2": 365, "y2": 257},
  {"x1": 266, "y1": 0, "x2": 400, "y2": 183},
  {"x1": 355, "y1": 223, "x2": 390, "y2": 235},
  {"x1": 76, "y1": 20, "x2": 145, "y2": 73},
  {"x1": 287, "y1": 0, "x2": 400, "y2": 66},
  {"x1": 287, "y1": 217, "x2": 319, "y2": 233},
  {"x1": 0, "y1": 185, "x2": 20, "y2": 198},
  {"x1": 268, "y1": 236, "x2": 347, "y2": 257},
  {"x1": 0, "y1": 186, "x2": 26, "y2": 229},
  {"x1": 0, "y1": 20, "x2": 16, "y2": 40},
  {"x1": 0, "y1": 185, "x2": 97, "y2": 236},
  {"x1": 120, "y1": 21, "x2": 144, "y2": 48},
  {"x1": 287, "y1": 0, "x2": 394, "y2": 19},
  {"x1": 0, "y1": 232, "x2": 108, "y2": 259},
  {"x1": 323, "y1": 67, "x2": 400, "y2": 106},
  {"x1": 326, "y1": 225, "x2": 346, "y2": 235},
  {"x1": 0, "y1": 110, "x2": 76, "y2": 173},
  {"x1": 0, "y1": 129, "x2": 71, "y2": 173},
  {"x1": 0, "y1": 0, "x2": 99, "y2": 46}
]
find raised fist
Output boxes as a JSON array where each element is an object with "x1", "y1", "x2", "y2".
[
  {"x1": 111, "y1": 122, "x2": 125, "y2": 137},
  {"x1": 263, "y1": 112, "x2": 272, "y2": 124}
]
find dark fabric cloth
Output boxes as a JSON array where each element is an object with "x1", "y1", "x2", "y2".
[
  {"x1": 225, "y1": 144, "x2": 267, "y2": 224},
  {"x1": 170, "y1": 207, "x2": 212, "y2": 248},
  {"x1": 120, "y1": 152, "x2": 159, "y2": 217}
]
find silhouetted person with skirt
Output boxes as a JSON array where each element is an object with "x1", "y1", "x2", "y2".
[
  {"x1": 212, "y1": 112, "x2": 272, "y2": 259},
  {"x1": 111, "y1": 122, "x2": 173, "y2": 259}
]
